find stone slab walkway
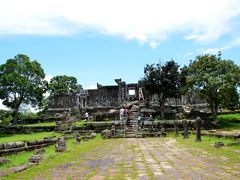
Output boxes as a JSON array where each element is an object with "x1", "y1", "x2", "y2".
[{"x1": 35, "y1": 138, "x2": 240, "y2": 180}]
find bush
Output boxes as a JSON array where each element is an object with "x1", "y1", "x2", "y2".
[{"x1": 0, "y1": 110, "x2": 13, "y2": 125}]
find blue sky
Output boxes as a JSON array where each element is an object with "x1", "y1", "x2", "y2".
[{"x1": 0, "y1": 0, "x2": 240, "y2": 91}]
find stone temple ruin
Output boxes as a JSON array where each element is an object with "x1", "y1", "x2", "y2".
[
  {"x1": 46, "y1": 78, "x2": 208, "y2": 137},
  {"x1": 47, "y1": 78, "x2": 206, "y2": 118}
]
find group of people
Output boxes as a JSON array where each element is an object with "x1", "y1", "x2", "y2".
[{"x1": 119, "y1": 107, "x2": 142, "y2": 126}]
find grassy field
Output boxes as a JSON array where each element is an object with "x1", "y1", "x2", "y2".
[
  {"x1": 0, "y1": 132, "x2": 61, "y2": 143},
  {"x1": 170, "y1": 132, "x2": 240, "y2": 164},
  {"x1": 2, "y1": 133, "x2": 240, "y2": 179},
  {"x1": 4, "y1": 134, "x2": 106, "y2": 180},
  {"x1": 0, "y1": 132, "x2": 61, "y2": 172},
  {"x1": 217, "y1": 113, "x2": 240, "y2": 130}
]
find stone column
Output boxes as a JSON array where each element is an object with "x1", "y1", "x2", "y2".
[
  {"x1": 173, "y1": 120, "x2": 179, "y2": 137},
  {"x1": 195, "y1": 117, "x2": 202, "y2": 142},
  {"x1": 182, "y1": 119, "x2": 189, "y2": 139}
]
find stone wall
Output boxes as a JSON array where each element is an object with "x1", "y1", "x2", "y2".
[
  {"x1": 48, "y1": 95, "x2": 78, "y2": 109},
  {"x1": 87, "y1": 86, "x2": 119, "y2": 107},
  {"x1": 0, "y1": 137, "x2": 58, "y2": 156}
]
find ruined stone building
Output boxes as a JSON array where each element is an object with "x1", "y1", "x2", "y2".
[
  {"x1": 48, "y1": 78, "x2": 206, "y2": 114},
  {"x1": 48, "y1": 79, "x2": 142, "y2": 110}
]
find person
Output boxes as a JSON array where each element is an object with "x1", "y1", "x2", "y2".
[
  {"x1": 119, "y1": 107, "x2": 125, "y2": 123},
  {"x1": 137, "y1": 115, "x2": 141, "y2": 125},
  {"x1": 124, "y1": 108, "x2": 129, "y2": 116},
  {"x1": 126, "y1": 116, "x2": 131, "y2": 126},
  {"x1": 84, "y1": 112, "x2": 89, "y2": 120}
]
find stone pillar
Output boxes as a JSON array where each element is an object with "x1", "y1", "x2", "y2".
[
  {"x1": 182, "y1": 119, "x2": 189, "y2": 139},
  {"x1": 55, "y1": 137, "x2": 66, "y2": 152},
  {"x1": 195, "y1": 117, "x2": 202, "y2": 142},
  {"x1": 75, "y1": 133, "x2": 81, "y2": 144},
  {"x1": 173, "y1": 121, "x2": 179, "y2": 137}
]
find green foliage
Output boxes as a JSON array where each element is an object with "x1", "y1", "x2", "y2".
[
  {"x1": 0, "y1": 54, "x2": 47, "y2": 124},
  {"x1": 220, "y1": 86, "x2": 239, "y2": 110},
  {"x1": 143, "y1": 60, "x2": 184, "y2": 118},
  {"x1": 48, "y1": 75, "x2": 78, "y2": 96},
  {"x1": 19, "y1": 111, "x2": 37, "y2": 120},
  {"x1": 187, "y1": 54, "x2": 240, "y2": 120},
  {"x1": 0, "y1": 109, "x2": 13, "y2": 125}
]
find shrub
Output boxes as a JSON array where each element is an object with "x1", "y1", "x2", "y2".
[{"x1": 0, "y1": 110, "x2": 13, "y2": 125}]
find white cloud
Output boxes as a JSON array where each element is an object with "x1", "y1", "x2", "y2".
[
  {"x1": 149, "y1": 41, "x2": 159, "y2": 49},
  {"x1": 0, "y1": 0, "x2": 240, "y2": 46},
  {"x1": 203, "y1": 48, "x2": 221, "y2": 54},
  {"x1": 44, "y1": 74, "x2": 53, "y2": 83}
]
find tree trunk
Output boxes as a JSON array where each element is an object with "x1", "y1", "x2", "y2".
[
  {"x1": 160, "y1": 102, "x2": 165, "y2": 119},
  {"x1": 210, "y1": 102, "x2": 218, "y2": 121},
  {"x1": 158, "y1": 93, "x2": 165, "y2": 119},
  {"x1": 13, "y1": 99, "x2": 22, "y2": 125},
  {"x1": 13, "y1": 107, "x2": 20, "y2": 125}
]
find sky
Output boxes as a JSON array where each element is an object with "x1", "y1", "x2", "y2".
[{"x1": 0, "y1": 0, "x2": 240, "y2": 91}]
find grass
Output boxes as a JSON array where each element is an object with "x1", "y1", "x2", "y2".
[
  {"x1": 217, "y1": 113, "x2": 240, "y2": 130},
  {"x1": 0, "y1": 151, "x2": 33, "y2": 170},
  {"x1": 170, "y1": 132, "x2": 240, "y2": 165},
  {"x1": 217, "y1": 113, "x2": 240, "y2": 122},
  {"x1": 21, "y1": 122, "x2": 56, "y2": 127},
  {"x1": 0, "y1": 132, "x2": 61, "y2": 143},
  {"x1": 74, "y1": 120, "x2": 86, "y2": 128},
  {"x1": 4, "y1": 134, "x2": 106, "y2": 180}
]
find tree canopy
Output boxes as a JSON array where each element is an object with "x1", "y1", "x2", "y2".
[
  {"x1": 143, "y1": 60, "x2": 183, "y2": 118},
  {"x1": 187, "y1": 54, "x2": 240, "y2": 120},
  {"x1": 0, "y1": 54, "x2": 47, "y2": 124},
  {"x1": 48, "y1": 75, "x2": 78, "y2": 96}
]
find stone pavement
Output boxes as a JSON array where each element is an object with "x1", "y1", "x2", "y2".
[{"x1": 36, "y1": 138, "x2": 240, "y2": 180}]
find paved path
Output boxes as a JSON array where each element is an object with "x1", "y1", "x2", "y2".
[{"x1": 36, "y1": 138, "x2": 240, "y2": 180}]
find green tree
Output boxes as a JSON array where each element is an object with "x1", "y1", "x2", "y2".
[
  {"x1": 221, "y1": 86, "x2": 239, "y2": 110},
  {"x1": 187, "y1": 54, "x2": 240, "y2": 120},
  {"x1": 48, "y1": 75, "x2": 78, "y2": 96},
  {"x1": 0, "y1": 54, "x2": 47, "y2": 124},
  {"x1": 143, "y1": 60, "x2": 182, "y2": 118}
]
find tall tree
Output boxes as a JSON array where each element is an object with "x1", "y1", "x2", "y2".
[
  {"x1": 0, "y1": 54, "x2": 47, "y2": 124},
  {"x1": 48, "y1": 75, "x2": 78, "y2": 96},
  {"x1": 143, "y1": 60, "x2": 181, "y2": 118},
  {"x1": 221, "y1": 86, "x2": 239, "y2": 110},
  {"x1": 187, "y1": 54, "x2": 240, "y2": 120}
]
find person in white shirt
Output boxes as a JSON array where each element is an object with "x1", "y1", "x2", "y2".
[
  {"x1": 119, "y1": 107, "x2": 125, "y2": 123},
  {"x1": 85, "y1": 112, "x2": 89, "y2": 120}
]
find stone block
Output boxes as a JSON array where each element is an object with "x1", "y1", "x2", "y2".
[
  {"x1": 0, "y1": 157, "x2": 10, "y2": 165},
  {"x1": 29, "y1": 155, "x2": 43, "y2": 164},
  {"x1": 214, "y1": 142, "x2": 225, "y2": 148},
  {"x1": 15, "y1": 142, "x2": 25, "y2": 148},
  {"x1": 3, "y1": 142, "x2": 16, "y2": 149}
]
